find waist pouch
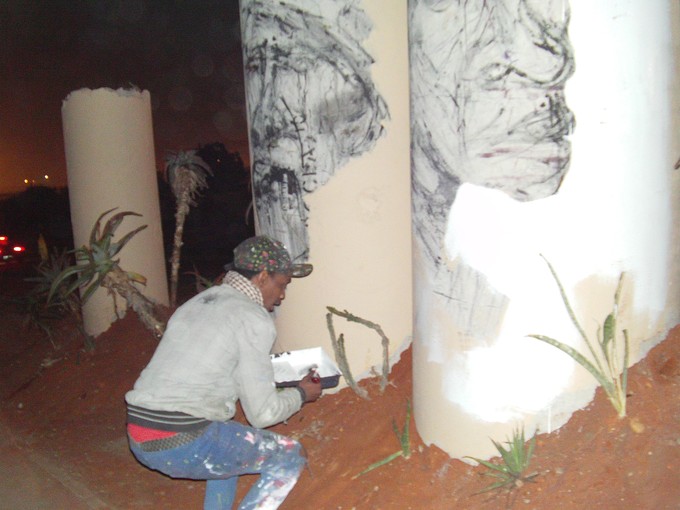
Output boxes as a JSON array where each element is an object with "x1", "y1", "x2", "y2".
[
  {"x1": 127, "y1": 403, "x2": 211, "y2": 452},
  {"x1": 132, "y1": 427, "x2": 208, "y2": 452}
]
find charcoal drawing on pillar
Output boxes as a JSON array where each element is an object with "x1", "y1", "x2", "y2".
[
  {"x1": 409, "y1": 0, "x2": 575, "y2": 337},
  {"x1": 241, "y1": 0, "x2": 389, "y2": 262}
]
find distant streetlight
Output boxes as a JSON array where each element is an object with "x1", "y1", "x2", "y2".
[{"x1": 22, "y1": 176, "x2": 49, "y2": 186}]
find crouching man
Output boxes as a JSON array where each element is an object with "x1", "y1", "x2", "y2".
[{"x1": 125, "y1": 235, "x2": 321, "y2": 509}]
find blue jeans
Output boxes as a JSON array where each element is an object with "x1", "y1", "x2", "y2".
[{"x1": 128, "y1": 421, "x2": 306, "y2": 510}]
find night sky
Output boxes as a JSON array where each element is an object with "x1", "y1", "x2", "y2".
[{"x1": 0, "y1": 0, "x2": 248, "y2": 194}]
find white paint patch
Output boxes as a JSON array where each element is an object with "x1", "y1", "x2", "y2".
[
  {"x1": 443, "y1": 337, "x2": 572, "y2": 422},
  {"x1": 437, "y1": 1, "x2": 673, "y2": 424}
]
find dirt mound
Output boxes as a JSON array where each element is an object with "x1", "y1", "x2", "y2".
[{"x1": 1, "y1": 291, "x2": 678, "y2": 509}]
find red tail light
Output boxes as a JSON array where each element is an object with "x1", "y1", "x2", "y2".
[{"x1": 12, "y1": 246, "x2": 25, "y2": 253}]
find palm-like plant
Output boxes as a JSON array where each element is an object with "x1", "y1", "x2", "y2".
[
  {"x1": 49, "y1": 208, "x2": 165, "y2": 338},
  {"x1": 164, "y1": 150, "x2": 212, "y2": 307}
]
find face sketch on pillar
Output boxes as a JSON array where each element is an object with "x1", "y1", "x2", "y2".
[
  {"x1": 241, "y1": 0, "x2": 389, "y2": 263},
  {"x1": 410, "y1": 0, "x2": 575, "y2": 265},
  {"x1": 253, "y1": 165, "x2": 308, "y2": 260}
]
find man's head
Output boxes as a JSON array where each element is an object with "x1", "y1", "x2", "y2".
[{"x1": 228, "y1": 235, "x2": 312, "y2": 311}]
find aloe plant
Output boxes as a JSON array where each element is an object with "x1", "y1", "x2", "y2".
[
  {"x1": 49, "y1": 208, "x2": 165, "y2": 338},
  {"x1": 20, "y1": 248, "x2": 89, "y2": 349},
  {"x1": 529, "y1": 256, "x2": 629, "y2": 418},
  {"x1": 466, "y1": 427, "x2": 537, "y2": 494},
  {"x1": 352, "y1": 399, "x2": 411, "y2": 479},
  {"x1": 165, "y1": 150, "x2": 212, "y2": 307},
  {"x1": 29, "y1": 249, "x2": 81, "y2": 314}
]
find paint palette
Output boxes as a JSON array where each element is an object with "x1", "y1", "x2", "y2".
[{"x1": 271, "y1": 347, "x2": 341, "y2": 389}]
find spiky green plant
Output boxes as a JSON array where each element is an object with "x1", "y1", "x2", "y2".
[
  {"x1": 28, "y1": 249, "x2": 81, "y2": 314},
  {"x1": 19, "y1": 248, "x2": 90, "y2": 349},
  {"x1": 352, "y1": 399, "x2": 412, "y2": 479},
  {"x1": 49, "y1": 208, "x2": 165, "y2": 338},
  {"x1": 16, "y1": 292, "x2": 62, "y2": 349},
  {"x1": 17, "y1": 250, "x2": 82, "y2": 349},
  {"x1": 528, "y1": 256, "x2": 629, "y2": 418},
  {"x1": 165, "y1": 150, "x2": 212, "y2": 307},
  {"x1": 466, "y1": 427, "x2": 537, "y2": 494}
]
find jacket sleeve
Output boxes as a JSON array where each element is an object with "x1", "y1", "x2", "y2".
[{"x1": 234, "y1": 308, "x2": 303, "y2": 429}]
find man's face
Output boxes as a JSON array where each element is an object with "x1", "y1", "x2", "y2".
[
  {"x1": 257, "y1": 271, "x2": 292, "y2": 312},
  {"x1": 411, "y1": 0, "x2": 573, "y2": 202}
]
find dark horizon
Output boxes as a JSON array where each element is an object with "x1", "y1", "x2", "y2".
[{"x1": 0, "y1": 0, "x2": 249, "y2": 195}]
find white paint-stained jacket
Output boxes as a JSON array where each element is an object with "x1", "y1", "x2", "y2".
[{"x1": 125, "y1": 283, "x2": 302, "y2": 429}]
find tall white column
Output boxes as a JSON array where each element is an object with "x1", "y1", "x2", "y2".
[
  {"x1": 409, "y1": 1, "x2": 680, "y2": 459},
  {"x1": 239, "y1": 0, "x2": 412, "y2": 380},
  {"x1": 62, "y1": 88, "x2": 169, "y2": 337}
]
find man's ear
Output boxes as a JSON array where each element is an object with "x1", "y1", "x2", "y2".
[{"x1": 252, "y1": 270, "x2": 268, "y2": 288}]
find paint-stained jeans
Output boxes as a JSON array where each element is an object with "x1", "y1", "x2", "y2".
[{"x1": 128, "y1": 421, "x2": 305, "y2": 510}]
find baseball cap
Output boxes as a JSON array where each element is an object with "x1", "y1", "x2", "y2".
[{"x1": 226, "y1": 235, "x2": 313, "y2": 278}]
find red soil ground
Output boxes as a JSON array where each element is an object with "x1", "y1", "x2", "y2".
[{"x1": 1, "y1": 273, "x2": 678, "y2": 509}]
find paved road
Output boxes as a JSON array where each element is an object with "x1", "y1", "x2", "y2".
[{"x1": 0, "y1": 423, "x2": 117, "y2": 510}]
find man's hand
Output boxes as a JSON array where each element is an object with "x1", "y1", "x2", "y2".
[{"x1": 298, "y1": 372, "x2": 322, "y2": 403}]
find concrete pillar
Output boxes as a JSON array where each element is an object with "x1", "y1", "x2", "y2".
[
  {"x1": 409, "y1": 1, "x2": 680, "y2": 459},
  {"x1": 62, "y1": 88, "x2": 169, "y2": 337},
  {"x1": 239, "y1": 0, "x2": 412, "y2": 380}
]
